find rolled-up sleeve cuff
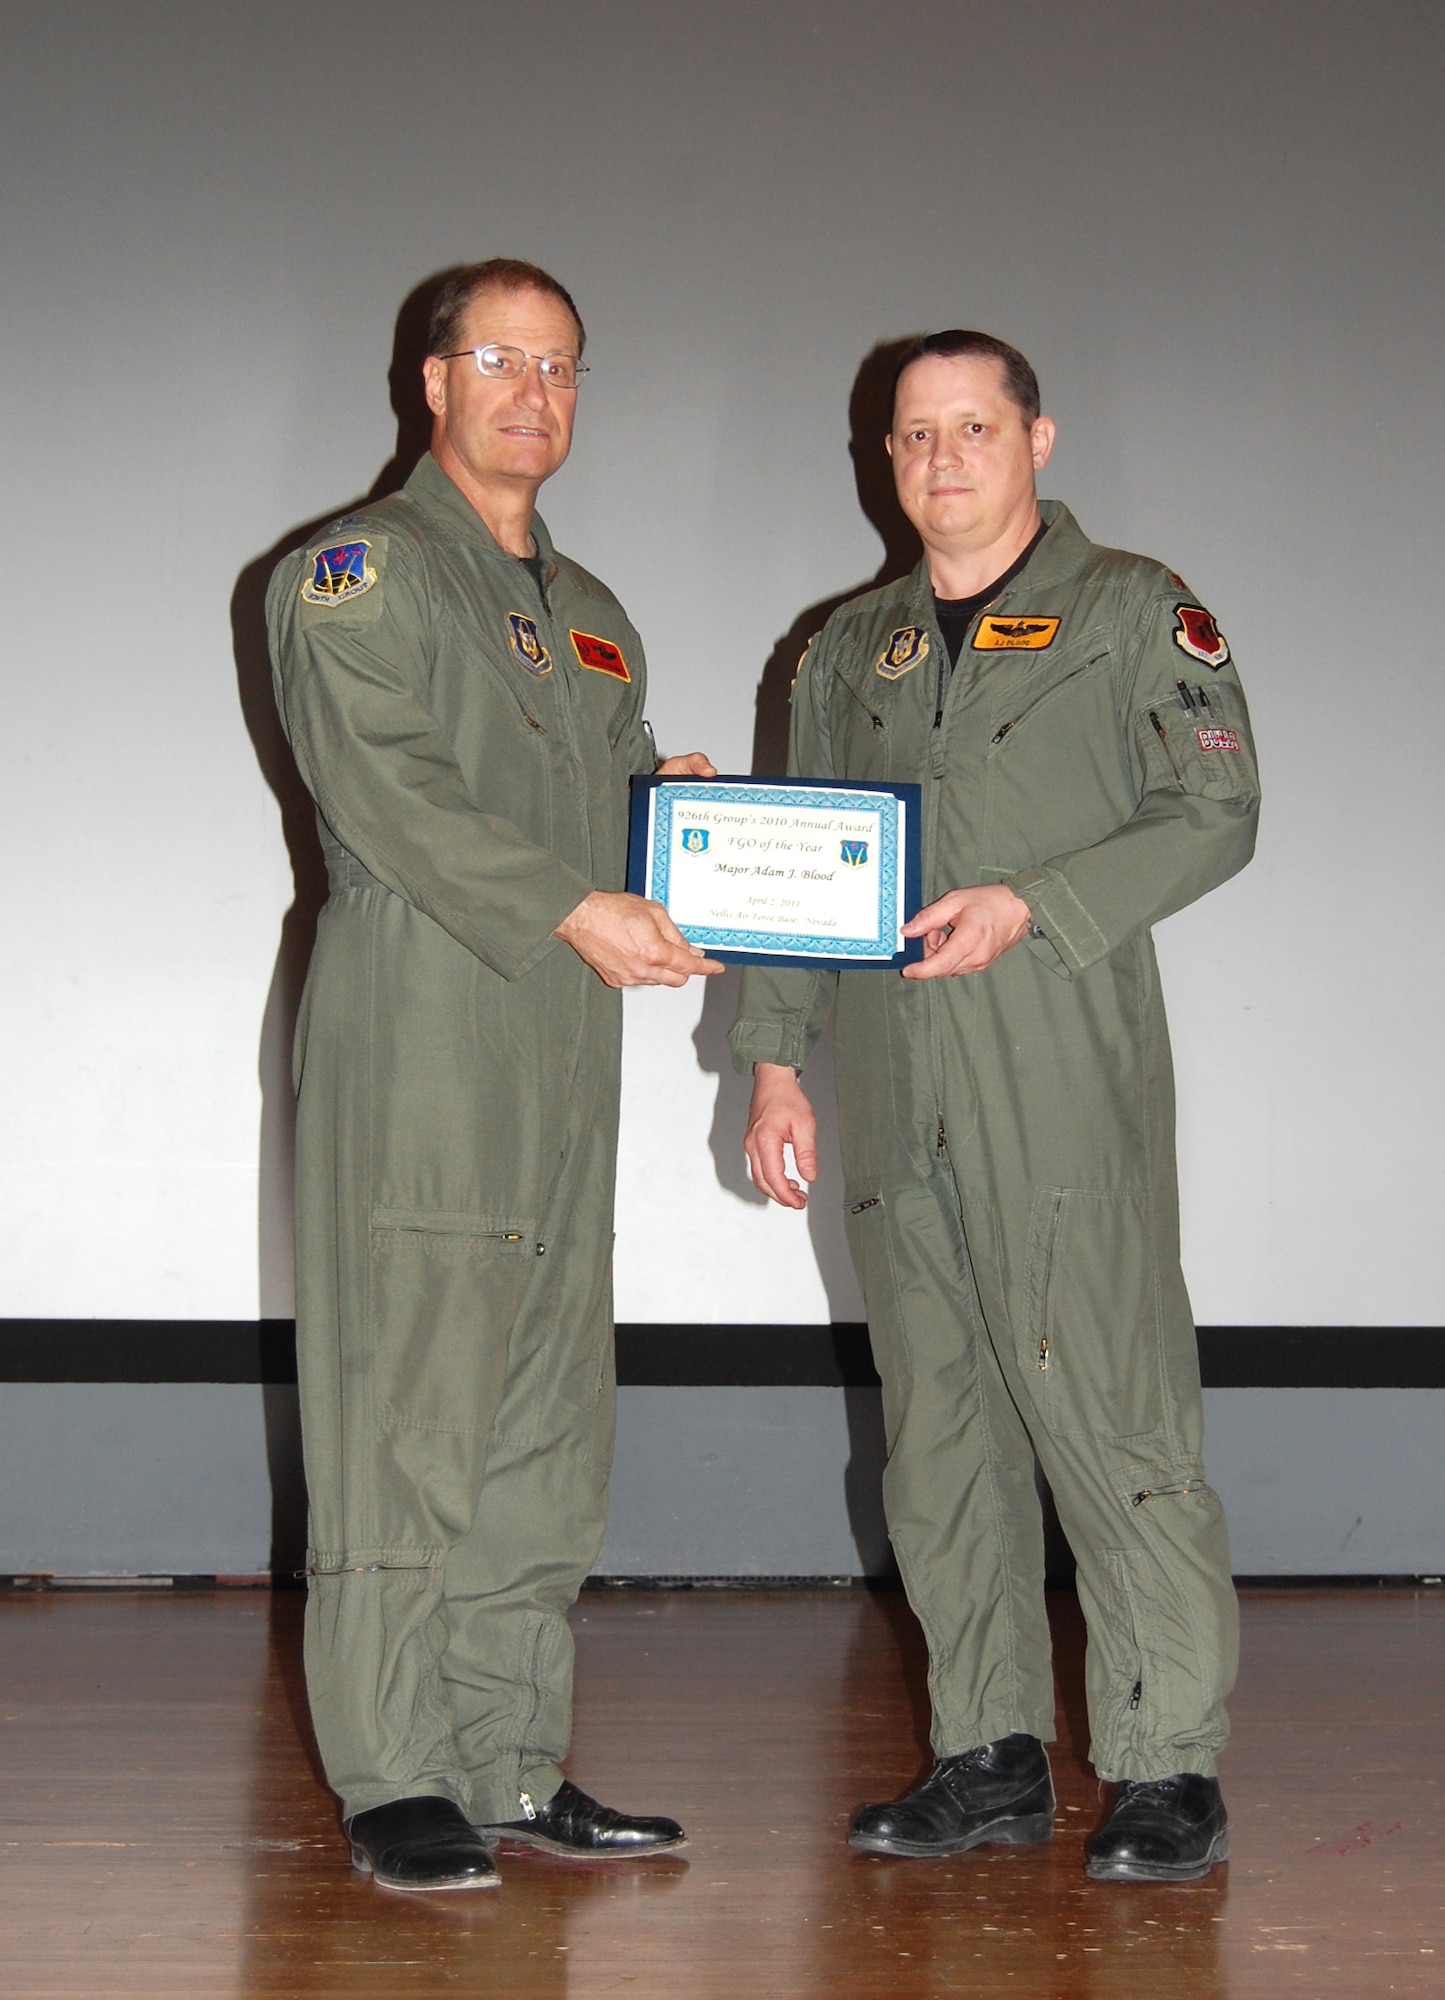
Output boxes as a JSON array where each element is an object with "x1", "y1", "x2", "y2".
[
  {"x1": 1006, "y1": 865, "x2": 1106, "y2": 977},
  {"x1": 727, "y1": 1020, "x2": 809, "y2": 1077}
]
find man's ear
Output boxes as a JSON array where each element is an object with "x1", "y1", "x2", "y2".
[
  {"x1": 1030, "y1": 415, "x2": 1056, "y2": 471},
  {"x1": 422, "y1": 354, "x2": 447, "y2": 420}
]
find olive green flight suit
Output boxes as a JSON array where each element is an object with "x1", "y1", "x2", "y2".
[
  {"x1": 730, "y1": 501, "x2": 1260, "y2": 1780},
  {"x1": 267, "y1": 453, "x2": 653, "y2": 1825}
]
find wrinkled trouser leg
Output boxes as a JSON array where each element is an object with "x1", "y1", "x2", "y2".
[
  {"x1": 845, "y1": 1163, "x2": 1236, "y2": 1778},
  {"x1": 845, "y1": 1165, "x2": 1056, "y2": 1755},
  {"x1": 440, "y1": 1106, "x2": 617, "y2": 1826},
  {"x1": 295, "y1": 1040, "x2": 617, "y2": 1826},
  {"x1": 976, "y1": 1178, "x2": 1238, "y2": 1779}
]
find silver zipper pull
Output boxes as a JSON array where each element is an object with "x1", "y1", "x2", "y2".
[{"x1": 518, "y1": 1791, "x2": 537, "y2": 1821}]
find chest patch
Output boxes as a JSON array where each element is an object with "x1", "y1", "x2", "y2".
[
  {"x1": 876, "y1": 626, "x2": 929, "y2": 680},
  {"x1": 506, "y1": 612, "x2": 553, "y2": 676},
  {"x1": 570, "y1": 629, "x2": 631, "y2": 681},
  {"x1": 301, "y1": 540, "x2": 376, "y2": 607},
  {"x1": 973, "y1": 615, "x2": 1060, "y2": 651},
  {"x1": 1173, "y1": 605, "x2": 1230, "y2": 669},
  {"x1": 1197, "y1": 727, "x2": 1241, "y2": 753}
]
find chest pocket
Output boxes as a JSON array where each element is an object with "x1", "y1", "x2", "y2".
[
  {"x1": 828, "y1": 654, "x2": 927, "y2": 781},
  {"x1": 983, "y1": 635, "x2": 1112, "y2": 754}
]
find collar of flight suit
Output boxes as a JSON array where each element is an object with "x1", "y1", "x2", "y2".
[
  {"x1": 401, "y1": 451, "x2": 561, "y2": 576},
  {"x1": 899, "y1": 496, "x2": 1095, "y2": 623}
]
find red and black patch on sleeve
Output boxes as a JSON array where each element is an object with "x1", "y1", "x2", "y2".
[
  {"x1": 1197, "y1": 727, "x2": 1241, "y2": 753},
  {"x1": 1173, "y1": 604, "x2": 1231, "y2": 670},
  {"x1": 569, "y1": 630, "x2": 631, "y2": 681}
]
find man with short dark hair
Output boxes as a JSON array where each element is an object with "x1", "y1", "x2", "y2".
[
  {"x1": 268, "y1": 259, "x2": 720, "y2": 1891},
  {"x1": 732, "y1": 331, "x2": 1258, "y2": 1882}
]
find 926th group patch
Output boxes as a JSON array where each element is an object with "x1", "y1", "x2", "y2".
[
  {"x1": 301, "y1": 540, "x2": 376, "y2": 606},
  {"x1": 876, "y1": 626, "x2": 929, "y2": 680}
]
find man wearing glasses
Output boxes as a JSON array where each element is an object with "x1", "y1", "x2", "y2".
[{"x1": 268, "y1": 260, "x2": 719, "y2": 1891}]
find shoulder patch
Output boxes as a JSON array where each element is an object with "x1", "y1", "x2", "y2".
[
  {"x1": 506, "y1": 612, "x2": 553, "y2": 676},
  {"x1": 570, "y1": 629, "x2": 630, "y2": 681},
  {"x1": 973, "y1": 615, "x2": 1060, "y2": 652},
  {"x1": 1173, "y1": 604, "x2": 1230, "y2": 670},
  {"x1": 301, "y1": 539, "x2": 376, "y2": 607},
  {"x1": 876, "y1": 626, "x2": 929, "y2": 680}
]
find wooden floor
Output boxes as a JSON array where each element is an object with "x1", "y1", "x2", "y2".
[{"x1": 0, "y1": 1586, "x2": 1440, "y2": 1999}]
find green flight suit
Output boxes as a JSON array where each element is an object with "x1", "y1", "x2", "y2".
[
  {"x1": 267, "y1": 453, "x2": 653, "y2": 1825},
  {"x1": 730, "y1": 501, "x2": 1260, "y2": 1780}
]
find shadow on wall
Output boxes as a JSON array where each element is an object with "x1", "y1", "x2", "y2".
[
  {"x1": 691, "y1": 335, "x2": 927, "y2": 1307},
  {"x1": 691, "y1": 970, "x2": 865, "y2": 1323},
  {"x1": 228, "y1": 270, "x2": 454, "y2": 1574},
  {"x1": 751, "y1": 336, "x2": 921, "y2": 774}
]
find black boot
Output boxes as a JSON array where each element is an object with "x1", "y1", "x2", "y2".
[
  {"x1": 1084, "y1": 1773, "x2": 1229, "y2": 1881},
  {"x1": 478, "y1": 1779, "x2": 686, "y2": 1857},
  {"x1": 347, "y1": 1796, "x2": 500, "y2": 1891},
  {"x1": 848, "y1": 1733, "x2": 1055, "y2": 1857}
]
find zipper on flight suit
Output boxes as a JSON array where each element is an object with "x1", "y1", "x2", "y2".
[
  {"x1": 1148, "y1": 710, "x2": 1184, "y2": 785},
  {"x1": 1034, "y1": 1191, "x2": 1065, "y2": 1371},
  {"x1": 1129, "y1": 1481, "x2": 1196, "y2": 1507}
]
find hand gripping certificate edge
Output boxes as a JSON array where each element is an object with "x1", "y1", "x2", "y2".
[{"x1": 627, "y1": 773, "x2": 924, "y2": 971}]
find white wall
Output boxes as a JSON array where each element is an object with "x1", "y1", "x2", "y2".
[{"x1": 2, "y1": 0, "x2": 1441, "y2": 1327}]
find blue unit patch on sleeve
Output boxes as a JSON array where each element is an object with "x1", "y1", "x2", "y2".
[{"x1": 301, "y1": 540, "x2": 376, "y2": 606}]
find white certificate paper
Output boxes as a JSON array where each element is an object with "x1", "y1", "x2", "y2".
[{"x1": 628, "y1": 777, "x2": 923, "y2": 969}]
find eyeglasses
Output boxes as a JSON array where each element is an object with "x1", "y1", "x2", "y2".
[{"x1": 438, "y1": 344, "x2": 588, "y2": 390}]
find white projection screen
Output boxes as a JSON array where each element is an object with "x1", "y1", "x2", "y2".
[{"x1": 1, "y1": 0, "x2": 1441, "y2": 1340}]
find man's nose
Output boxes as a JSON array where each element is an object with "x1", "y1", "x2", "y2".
[{"x1": 515, "y1": 358, "x2": 551, "y2": 409}]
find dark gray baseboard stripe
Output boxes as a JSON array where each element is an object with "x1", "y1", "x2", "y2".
[{"x1": 1, "y1": 1321, "x2": 1442, "y2": 1388}]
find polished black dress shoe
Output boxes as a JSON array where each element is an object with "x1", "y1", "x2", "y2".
[
  {"x1": 478, "y1": 1779, "x2": 686, "y2": 1857},
  {"x1": 347, "y1": 1796, "x2": 500, "y2": 1891},
  {"x1": 848, "y1": 1733, "x2": 1055, "y2": 1857},
  {"x1": 1084, "y1": 1773, "x2": 1229, "y2": 1881}
]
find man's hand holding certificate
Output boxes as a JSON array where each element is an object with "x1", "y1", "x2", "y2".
[{"x1": 628, "y1": 776, "x2": 923, "y2": 971}]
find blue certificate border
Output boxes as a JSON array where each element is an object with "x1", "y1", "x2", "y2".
[{"x1": 627, "y1": 774, "x2": 924, "y2": 970}]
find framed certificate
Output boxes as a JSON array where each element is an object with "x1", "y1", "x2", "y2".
[{"x1": 628, "y1": 775, "x2": 924, "y2": 970}]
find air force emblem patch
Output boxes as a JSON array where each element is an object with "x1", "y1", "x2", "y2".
[
  {"x1": 681, "y1": 828, "x2": 710, "y2": 853},
  {"x1": 507, "y1": 612, "x2": 553, "y2": 676},
  {"x1": 840, "y1": 839, "x2": 869, "y2": 867},
  {"x1": 570, "y1": 630, "x2": 631, "y2": 681},
  {"x1": 1173, "y1": 605, "x2": 1230, "y2": 669},
  {"x1": 973, "y1": 616, "x2": 1060, "y2": 651},
  {"x1": 301, "y1": 540, "x2": 376, "y2": 606},
  {"x1": 876, "y1": 626, "x2": 929, "y2": 680}
]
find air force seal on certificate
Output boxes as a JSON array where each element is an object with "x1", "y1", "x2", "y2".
[
  {"x1": 506, "y1": 612, "x2": 553, "y2": 676},
  {"x1": 876, "y1": 626, "x2": 930, "y2": 680},
  {"x1": 681, "y1": 827, "x2": 710, "y2": 853},
  {"x1": 301, "y1": 540, "x2": 377, "y2": 607}
]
